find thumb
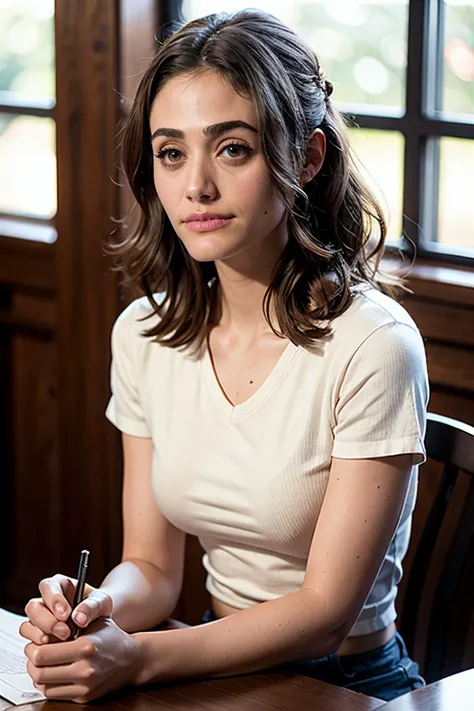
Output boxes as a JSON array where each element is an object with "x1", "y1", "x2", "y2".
[{"x1": 72, "y1": 590, "x2": 113, "y2": 628}]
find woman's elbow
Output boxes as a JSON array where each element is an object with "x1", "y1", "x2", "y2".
[{"x1": 299, "y1": 587, "x2": 355, "y2": 655}]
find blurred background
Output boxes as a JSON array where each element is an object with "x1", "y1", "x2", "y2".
[{"x1": 0, "y1": 0, "x2": 473, "y2": 680}]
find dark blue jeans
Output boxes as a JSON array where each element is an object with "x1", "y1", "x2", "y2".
[{"x1": 200, "y1": 609, "x2": 425, "y2": 702}]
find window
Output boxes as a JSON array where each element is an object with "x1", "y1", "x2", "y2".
[
  {"x1": 0, "y1": 0, "x2": 56, "y2": 238},
  {"x1": 176, "y1": 0, "x2": 474, "y2": 264}
]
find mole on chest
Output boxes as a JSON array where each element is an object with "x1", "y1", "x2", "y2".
[
  {"x1": 207, "y1": 331, "x2": 290, "y2": 407},
  {"x1": 213, "y1": 359, "x2": 278, "y2": 406}
]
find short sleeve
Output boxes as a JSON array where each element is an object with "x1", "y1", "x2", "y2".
[
  {"x1": 332, "y1": 322, "x2": 429, "y2": 464},
  {"x1": 105, "y1": 303, "x2": 152, "y2": 438}
]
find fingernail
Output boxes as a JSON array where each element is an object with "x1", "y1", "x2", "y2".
[
  {"x1": 40, "y1": 635, "x2": 49, "y2": 644},
  {"x1": 75, "y1": 612, "x2": 87, "y2": 626},
  {"x1": 55, "y1": 604, "x2": 66, "y2": 616},
  {"x1": 52, "y1": 623, "x2": 70, "y2": 640}
]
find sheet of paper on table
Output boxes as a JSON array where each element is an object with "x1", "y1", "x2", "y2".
[{"x1": 0, "y1": 608, "x2": 45, "y2": 706}]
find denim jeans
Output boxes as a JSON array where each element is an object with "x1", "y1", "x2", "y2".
[{"x1": 200, "y1": 609, "x2": 425, "y2": 702}]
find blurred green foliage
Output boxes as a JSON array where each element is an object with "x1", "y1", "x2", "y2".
[
  {"x1": 0, "y1": 0, "x2": 55, "y2": 98},
  {"x1": 0, "y1": 0, "x2": 54, "y2": 140}
]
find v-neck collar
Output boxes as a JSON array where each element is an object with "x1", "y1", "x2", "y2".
[{"x1": 200, "y1": 339, "x2": 301, "y2": 423}]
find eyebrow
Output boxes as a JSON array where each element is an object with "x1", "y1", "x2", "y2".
[{"x1": 150, "y1": 120, "x2": 258, "y2": 142}]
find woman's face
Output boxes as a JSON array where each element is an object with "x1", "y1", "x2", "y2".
[{"x1": 149, "y1": 70, "x2": 288, "y2": 266}]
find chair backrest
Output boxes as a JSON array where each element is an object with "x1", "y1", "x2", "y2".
[{"x1": 399, "y1": 412, "x2": 474, "y2": 684}]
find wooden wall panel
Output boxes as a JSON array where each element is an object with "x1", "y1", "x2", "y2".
[
  {"x1": 9, "y1": 331, "x2": 59, "y2": 603},
  {"x1": 0, "y1": 317, "x2": 13, "y2": 596},
  {"x1": 12, "y1": 292, "x2": 55, "y2": 332},
  {"x1": 400, "y1": 279, "x2": 474, "y2": 429},
  {"x1": 406, "y1": 298, "x2": 474, "y2": 347},
  {"x1": 54, "y1": 0, "x2": 124, "y2": 585},
  {"x1": 0, "y1": 291, "x2": 58, "y2": 611},
  {"x1": 425, "y1": 342, "x2": 474, "y2": 393},
  {"x1": 428, "y1": 389, "x2": 474, "y2": 427},
  {"x1": 0, "y1": 236, "x2": 55, "y2": 292},
  {"x1": 407, "y1": 264, "x2": 474, "y2": 306}
]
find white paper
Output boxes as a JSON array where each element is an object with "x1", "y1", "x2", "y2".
[{"x1": 0, "y1": 608, "x2": 45, "y2": 706}]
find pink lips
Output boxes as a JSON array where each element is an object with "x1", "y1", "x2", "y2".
[{"x1": 184, "y1": 217, "x2": 234, "y2": 232}]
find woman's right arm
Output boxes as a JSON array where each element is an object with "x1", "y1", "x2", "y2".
[
  {"x1": 23, "y1": 433, "x2": 186, "y2": 639},
  {"x1": 97, "y1": 433, "x2": 186, "y2": 632}
]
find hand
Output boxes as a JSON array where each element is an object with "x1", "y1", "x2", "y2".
[
  {"x1": 24, "y1": 617, "x2": 141, "y2": 702},
  {"x1": 21, "y1": 573, "x2": 113, "y2": 644}
]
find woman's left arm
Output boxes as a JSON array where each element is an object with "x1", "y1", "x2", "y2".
[{"x1": 133, "y1": 452, "x2": 413, "y2": 684}]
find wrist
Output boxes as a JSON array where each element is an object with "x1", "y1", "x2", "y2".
[
  {"x1": 130, "y1": 627, "x2": 198, "y2": 686},
  {"x1": 130, "y1": 631, "x2": 160, "y2": 686}
]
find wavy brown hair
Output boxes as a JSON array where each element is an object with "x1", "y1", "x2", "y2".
[{"x1": 112, "y1": 8, "x2": 405, "y2": 350}]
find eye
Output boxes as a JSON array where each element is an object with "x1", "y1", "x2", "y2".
[
  {"x1": 220, "y1": 142, "x2": 252, "y2": 159},
  {"x1": 154, "y1": 147, "x2": 183, "y2": 165}
]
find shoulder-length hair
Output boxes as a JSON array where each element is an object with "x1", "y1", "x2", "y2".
[{"x1": 112, "y1": 9, "x2": 404, "y2": 350}]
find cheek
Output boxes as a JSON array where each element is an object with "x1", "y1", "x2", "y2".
[
  {"x1": 153, "y1": 167, "x2": 169, "y2": 204},
  {"x1": 153, "y1": 171, "x2": 179, "y2": 224},
  {"x1": 234, "y1": 169, "x2": 284, "y2": 221},
  {"x1": 246, "y1": 182, "x2": 286, "y2": 229}
]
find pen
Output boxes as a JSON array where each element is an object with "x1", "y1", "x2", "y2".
[{"x1": 70, "y1": 549, "x2": 90, "y2": 639}]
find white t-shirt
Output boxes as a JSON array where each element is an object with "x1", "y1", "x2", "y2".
[{"x1": 106, "y1": 285, "x2": 429, "y2": 637}]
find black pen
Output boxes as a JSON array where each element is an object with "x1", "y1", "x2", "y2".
[{"x1": 70, "y1": 549, "x2": 90, "y2": 639}]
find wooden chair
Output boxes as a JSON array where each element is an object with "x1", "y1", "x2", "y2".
[{"x1": 399, "y1": 412, "x2": 474, "y2": 683}]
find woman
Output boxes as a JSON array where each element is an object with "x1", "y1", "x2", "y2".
[{"x1": 21, "y1": 9, "x2": 428, "y2": 703}]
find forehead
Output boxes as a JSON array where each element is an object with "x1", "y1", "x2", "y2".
[{"x1": 149, "y1": 70, "x2": 257, "y2": 133}]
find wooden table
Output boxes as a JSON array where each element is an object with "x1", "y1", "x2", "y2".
[
  {"x1": 4, "y1": 668, "x2": 474, "y2": 710},
  {"x1": 379, "y1": 668, "x2": 474, "y2": 710},
  {"x1": 0, "y1": 672, "x2": 382, "y2": 711}
]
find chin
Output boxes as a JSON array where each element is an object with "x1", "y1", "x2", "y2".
[{"x1": 178, "y1": 231, "x2": 245, "y2": 263}]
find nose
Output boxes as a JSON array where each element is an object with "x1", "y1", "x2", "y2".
[{"x1": 184, "y1": 154, "x2": 218, "y2": 203}]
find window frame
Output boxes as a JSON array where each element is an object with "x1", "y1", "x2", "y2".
[{"x1": 168, "y1": 0, "x2": 474, "y2": 266}]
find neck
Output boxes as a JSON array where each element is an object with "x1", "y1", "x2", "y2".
[{"x1": 212, "y1": 224, "x2": 287, "y2": 337}]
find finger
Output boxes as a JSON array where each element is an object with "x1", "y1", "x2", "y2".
[
  {"x1": 24, "y1": 598, "x2": 67, "y2": 638},
  {"x1": 42, "y1": 684, "x2": 91, "y2": 701},
  {"x1": 19, "y1": 621, "x2": 50, "y2": 645},
  {"x1": 27, "y1": 658, "x2": 92, "y2": 686},
  {"x1": 72, "y1": 590, "x2": 113, "y2": 628},
  {"x1": 39, "y1": 574, "x2": 76, "y2": 621},
  {"x1": 25, "y1": 639, "x2": 96, "y2": 667}
]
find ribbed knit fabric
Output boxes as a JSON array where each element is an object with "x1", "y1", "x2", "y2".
[{"x1": 106, "y1": 286, "x2": 429, "y2": 637}]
